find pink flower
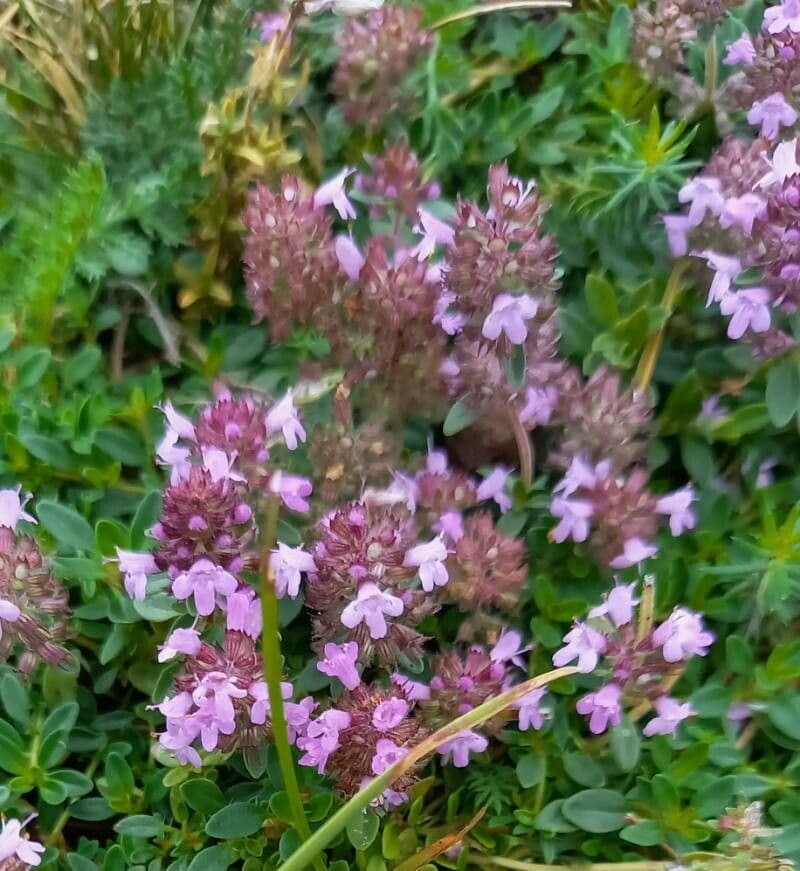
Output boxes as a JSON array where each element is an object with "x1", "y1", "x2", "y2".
[
  {"x1": 249, "y1": 680, "x2": 292, "y2": 725},
  {"x1": 723, "y1": 33, "x2": 756, "y2": 65},
  {"x1": 0, "y1": 487, "x2": 35, "y2": 532},
  {"x1": 719, "y1": 287, "x2": 771, "y2": 339},
  {"x1": 298, "y1": 709, "x2": 351, "y2": 773},
  {"x1": 719, "y1": 194, "x2": 766, "y2": 235},
  {"x1": 391, "y1": 672, "x2": 431, "y2": 700},
  {"x1": 156, "y1": 429, "x2": 191, "y2": 483},
  {"x1": 758, "y1": 138, "x2": 800, "y2": 188},
  {"x1": 411, "y1": 208, "x2": 455, "y2": 260},
  {"x1": 576, "y1": 683, "x2": 623, "y2": 734},
  {"x1": 481, "y1": 294, "x2": 539, "y2": 344},
  {"x1": 404, "y1": 536, "x2": 449, "y2": 592},
  {"x1": 113, "y1": 548, "x2": 157, "y2": 601},
  {"x1": 269, "y1": 471, "x2": 313, "y2": 512},
  {"x1": 286, "y1": 697, "x2": 317, "y2": 743},
  {"x1": 552, "y1": 622, "x2": 607, "y2": 673},
  {"x1": 656, "y1": 485, "x2": 697, "y2": 535},
  {"x1": 0, "y1": 599, "x2": 21, "y2": 640},
  {"x1": 490, "y1": 629, "x2": 528, "y2": 667},
  {"x1": 255, "y1": 11, "x2": 288, "y2": 41},
  {"x1": 201, "y1": 448, "x2": 245, "y2": 484},
  {"x1": 335, "y1": 235, "x2": 365, "y2": 280},
  {"x1": 678, "y1": 176, "x2": 724, "y2": 226},
  {"x1": 317, "y1": 641, "x2": 361, "y2": 690},
  {"x1": 550, "y1": 497, "x2": 594, "y2": 543},
  {"x1": 700, "y1": 250, "x2": 742, "y2": 305},
  {"x1": 271, "y1": 542, "x2": 317, "y2": 599},
  {"x1": 0, "y1": 817, "x2": 45, "y2": 866},
  {"x1": 642, "y1": 696, "x2": 694, "y2": 737},
  {"x1": 476, "y1": 466, "x2": 512, "y2": 512},
  {"x1": 371, "y1": 737, "x2": 408, "y2": 774},
  {"x1": 609, "y1": 537, "x2": 658, "y2": 568},
  {"x1": 699, "y1": 395, "x2": 726, "y2": 421},
  {"x1": 764, "y1": 0, "x2": 800, "y2": 33},
  {"x1": 651, "y1": 607, "x2": 714, "y2": 662},
  {"x1": 747, "y1": 93, "x2": 798, "y2": 140},
  {"x1": 172, "y1": 559, "x2": 238, "y2": 616},
  {"x1": 589, "y1": 583, "x2": 639, "y2": 628},
  {"x1": 434, "y1": 511, "x2": 464, "y2": 543},
  {"x1": 663, "y1": 214, "x2": 694, "y2": 256},
  {"x1": 314, "y1": 168, "x2": 356, "y2": 219},
  {"x1": 554, "y1": 456, "x2": 601, "y2": 496},
  {"x1": 157, "y1": 627, "x2": 202, "y2": 663},
  {"x1": 519, "y1": 385, "x2": 558, "y2": 426},
  {"x1": 437, "y1": 729, "x2": 488, "y2": 767},
  {"x1": 225, "y1": 587, "x2": 263, "y2": 637},
  {"x1": 340, "y1": 582, "x2": 404, "y2": 639},
  {"x1": 515, "y1": 688, "x2": 548, "y2": 731},
  {"x1": 266, "y1": 392, "x2": 306, "y2": 451},
  {"x1": 372, "y1": 698, "x2": 408, "y2": 731},
  {"x1": 159, "y1": 401, "x2": 197, "y2": 441},
  {"x1": 433, "y1": 291, "x2": 467, "y2": 335}
]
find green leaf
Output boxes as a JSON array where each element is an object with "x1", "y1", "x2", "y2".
[
  {"x1": 114, "y1": 814, "x2": 165, "y2": 838},
  {"x1": 694, "y1": 775, "x2": 736, "y2": 818},
  {"x1": 105, "y1": 752, "x2": 135, "y2": 797},
  {"x1": 564, "y1": 753, "x2": 606, "y2": 788},
  {"x1": 94, "y1": 427, "x2": 147, "y2": 466},
  {"x1": 49, "y1": 769, "x2": 94, "y2": 798},
  {"x1": 346, "y1": 810, "x2": 380, "y2": 851},
  {"x1": 36, "y1": 502, "x2": 95, "y2": 552},
  {"x1": 620, "y1": 820, "x2": 662, "y2": 846},
  {"x1": 506, "y1": 344, "x2": 526, "y2": 391},
  {"x1": 18, "y1": 433, "x2": 74, "y2": 469},
  {"x1": 0, "y1": 718, "x2": 27, "y2": 775},
  {"x1": 443, "y1": 397, "x2": 479, "y2": 437},
  {"x1": 610, "y1": 717, "x2": 641, "y2": 771},
  {"x1": 205, "y1": 802, "x2": 263, "y2": 839},
  {"x1": 63, "y1": 345, "x2": 102, "y2": 386},
  {"x1": 515, "y1": 754, "x2": 545, "y2": 788},
  {"x1": 103, "y1": 845, "x2": 126, "y2": 871},
  {"x1": 188, "y1": 846, "x2": 234, "y2": 871},
  {"x1": 527, "y1": 86, "x2": 565, "y2": 125},
  {"x1": 131, "y1": 491, "x2": 162, "y2": 547},
  {"x1": 182, "y1": 779, "x2": 226, "y2": 815},
  {"x1": 16, "y1": 347, "x2": 52, "y2": 388},
  {"x1": 562, "y1": 789, "x2": 626, "y2": 833},
  {"x1": 67, "y1": 854, "x2": 98, "y2": 871},
  {"x1": 535, "y1": 800, "x2": 577, "y2": 833},
  {"x1": 768, "y1": 694, "x2": 800, "y2": 740},
  {"x1": 766, "y1": 358, "x2": 800, "y2": 427},
  {"x1": 0, "y1": 672, "x2": 30, "y2": 727},
  {"x1": 585, "y1": 274, "x2": 618, "y2": 325},
  {"x1": 70, "y1": 798, "x2": 114, "y2": 821}
]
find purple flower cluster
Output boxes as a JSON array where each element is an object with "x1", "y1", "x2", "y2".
[
  {"x1": 553, "y1": 582, "x2": 713, "y2": 735},
  {"x1": 0, "y1": 488, "x2": 71, "y2": 672},
  {"x1": 549, "y1": 457, "x2": 696, "y2": 567}
]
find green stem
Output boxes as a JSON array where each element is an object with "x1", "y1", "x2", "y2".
[
  {"x1": 259, "y1": 497, "x2": 326, "y2": 871},
  {"x1": 278, "y1": 666, "x2": 577, "y2": 871},
  {"x1": 48, "y1": 752, "x2": 102, "y2": 845}
]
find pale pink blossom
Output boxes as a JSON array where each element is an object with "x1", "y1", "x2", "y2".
[
  {"x1": 249, "y1": 680, "x2": 292, "y2": 725},
  {"x1": 436, "y1": 729, "x2": 488, "y2": 767},
  {"x1": 663, "y1": 214, "x2": 694, "y2": 256},
  {"x1": 554, "y1": 456, "x2": 602, "y2": 496},
  {"x1": 317, "y1": 641, "x2": 361, "y2": 690},
  {"x1": 156, "y1": 429, "x2": 191, "y2": 483},
  {"x1": 314, "y1": 168, "x2": 356, "y2": 219},
  {"x1": 550, "y1": 497, "x2": 593, "y2": 543},
  {"x1": 340, "y1": 582, "x2": 404, "y2": 639},
  {"x1": 372, "y1": 698, "x2": 408, "y2": 731},
  {"x1": 678, "y1": 176, "x2": 724, "y2": 226},
  {"x1": 172, "y1": 559, "x2": 238, "y2": 616},
  {"x1": 256, "y1": 11, "x2": 288, "y2": 41},
  {"x1": 202, "y1": 447, "x2": 245, "y2": 483},
  {"x1": 371, "y1": 737, "x2": 408, "y2": 774},
  {"x1": 642, "y1": 695, "x2": 694, "y2": 737},
  {"x1": 159, "y1": 401, "x2": 197, "y2": 441},
  {"x1": 404, "y1": 537, "x2": 449, "y2": 592},
  {"x1": 519, "y1": 385, "x2": 558, "y2": 426},
  {"x1": 490, "y1": 629, "x2": 528, "y2": 668},
  {"x1": 719, "y1": 287, "x2": 771, "y2": 339},
  {"x1": 112, "y1": 548, "x2": 157, "y2": 601},
  {"x1": 0, "y1": 599, "x2": 21, "y2": 641},
  {"x1": 271, "y1": 542, "x2": 316, "y2": 598},
  {"x1": 225, "y1": 586, "x2": 263, "y2": 637},
  {"x1": 434, "y1": 511, "x2": 464, "y2": 543},
  {"x1": 269, "y1": 471, "x2": 313, "y2": 512},
  {"x1": 335, "y1": 234, "x2": 365, "y2": 280},
  {"x1": 652, "y1": 607, "x2": 714, "y2": 662},
  {"x1": 552, "y1": 621, "x2": 607, "y2": 673},
  {"x1": 297, "y1": 709, "x2": 351, "y2": 773},
  {"x1": 0, "y1": 487, "x2": 36, "y2": 532},
  {"x1": 482, "y1": 294, "x2": 539, "y2": 344},
  {"x1": 699, "y1": 250, "x2": 741, "y2": 305},
  {"x1": 589, "y1": 583, "x2": 639, "y2": 627},
  {"x1": 758, "y1": 138, "x2": 800, "y2": 188},
  {"x1": 477, "y1": 466, "x2": 512, "y2": 512},
  {"x1": 576, "y1": 683, "x2": 622, "y2": 734},
  {"x1": 656, "y1": 485, "x2": 697, "y2": 535},
  {"x1": 764, "y1": 0, "x2": 800, "y2": 34},
  {"x1": 0, "y1": 817, "x2": 45, "y2": 867},
  {"x1": 157, "y1": 627, "x2": 202, "y2": 663},
  {"x1": 266, "y1": 392, "x2": 306, "y2": 451},
  {"x1": 391, "y1": 672, "x2": 431, "y2": 700},
  {"x1": 609, "y1": 537, "x2": 658, "y2": 568},
  {"x1": 433, "y1": 291, "x2": 467, "y2": 335},
  {"x1": 747, "y1": 93, "x2": 798, "y2": 140},
  {"x1": 719, "y1": 194, "x2": 766, "y2": 235},
  {"x1": 515, "y1": 688, "x2": 548, "y2": 731},
  {"x1": 723, "y1": 33, "x2": 756, "y2": 65},
  {"x1": 411, "y1": 208, "x2": 455, "y2": 260}
]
